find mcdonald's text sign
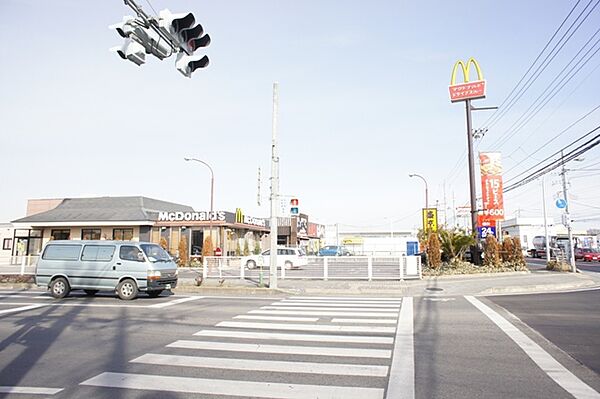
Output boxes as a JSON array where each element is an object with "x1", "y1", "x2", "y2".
[{"x1": 449, "y1": 58, "x2": 487, "y2": 102}]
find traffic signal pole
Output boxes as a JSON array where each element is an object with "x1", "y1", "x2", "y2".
[{"x1": 269, "y1": 82, "x2": 280, "y2": 289}]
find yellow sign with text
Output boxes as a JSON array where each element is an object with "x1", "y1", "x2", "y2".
[{"x1": 422, "y1": 208, "x2": 438, "y2": 232}]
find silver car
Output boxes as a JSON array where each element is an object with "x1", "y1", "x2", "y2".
[{"x1": 35, "y1": 240, "x2": 178, "y2": 300}]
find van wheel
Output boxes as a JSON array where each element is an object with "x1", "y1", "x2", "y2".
[
  {"x1": 147, "y1": 290, "x2": 163, "y2": 298},
  {"x1": 84, "y1": 289, "x2": 98, "y2": 296},
  {"x1": 116, "y1": 279, "x2": 138, "y2": 300},
  {"x1": 247, "y1": 260, "x2": 256, "y2": 269},
  {"x1": 50, "y1": 277, "x2": 70, "y2": 299}
]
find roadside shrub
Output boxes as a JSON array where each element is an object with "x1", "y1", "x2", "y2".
[
  {"x1": 501, "y1": 236, "x2": 514, "y2": 262},
  {"x1": 546, "y1": 260, "x2": 572, "y2": 272},
  {"x1": 178, "y1": 236, "x2": 189, "y2": 267},
  {"x1": 511, "y1": 237, "x2": 526, "y2": 268},
  {"x1": 243, "y1": 239, "x2": 250, "y2": 256},
  {"x1": 159, "y1": 237, "x2": 168, "y2": 250},
  {"x1": 426, "y1": 231, "x2": 442, "y2": 269},
  {"x1": 254, "y1": 240, "x2": 261, "y2": 254},
  {"x1": 439, "y1": 228, "x2": 475, "y2": 264},
  {"x1": 235, "y1": 241, "x2": 241, "y2": 256},
  {"x1": 483, "y1": 235, "x2": 501, "y2": 267},
  {"x1": 202, "y1": 236, "x2": 214, "y2": 258}
]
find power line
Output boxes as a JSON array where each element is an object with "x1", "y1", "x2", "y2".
[{"x1": 483, "y1": 0, "x2": 598, "y2": 130}]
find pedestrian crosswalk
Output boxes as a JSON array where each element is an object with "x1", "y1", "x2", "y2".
[{"x1": 80, "y1": 295, "x2": 406, "y2": 398}]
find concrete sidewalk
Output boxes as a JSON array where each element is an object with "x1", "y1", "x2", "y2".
[{"x1": 175, "y1": 269, "x2": 600, "y2": 297}]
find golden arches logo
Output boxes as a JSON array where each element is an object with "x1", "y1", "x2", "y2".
[
  {"x1": 450, "y1": 57, "x2": 484, "y2": 85},
  {"x1": 235, "y1": 208, "x2": 244, "y2": 223}
]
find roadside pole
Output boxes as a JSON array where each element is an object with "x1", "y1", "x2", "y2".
[
  {"x1": 269, "y1": 82, "x2": 279, "y2": 289},
  {"x1": 465, "y1": 99, "x2": 480, "y2": 264},
  {"x1": 542, "y1": 177, "x2": 551, "y2": 262},
  {"x1": 560, "y1": 153, "x2": 576, "y2": 272}
]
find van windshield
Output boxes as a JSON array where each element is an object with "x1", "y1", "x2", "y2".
[{"x1": 140, "y1": 244, "x2": 171, "y2": 263}]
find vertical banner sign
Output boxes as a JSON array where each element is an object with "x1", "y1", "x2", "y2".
[
  {"x1": 479, "y1": 152, "x2": 504, "y2": 220},
  {"x1": 422, "y1": 208, "x2": 438, "y2": 232}
]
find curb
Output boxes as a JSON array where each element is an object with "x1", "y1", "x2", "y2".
[{"x1": 477, "y1": 280, "x2": 600, "y2": 295}]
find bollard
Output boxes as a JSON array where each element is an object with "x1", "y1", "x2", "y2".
[
  {"x1": 20, "y1": 255, "x2": 26, "y2": 276},
  {"x1": 399, "y1": 256, "x2": 405, "y2": 280},
  {"x1": 367, "y1": 257, "x2": 373, "y2": 281},
  {"x1": 323, "y1": 257, "x2": 328, "y2": 281},
  {"x1": 202, "y1": 257, "x2": 208, "y2": 280}
]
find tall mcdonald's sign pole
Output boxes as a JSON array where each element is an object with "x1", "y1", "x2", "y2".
[{"x1": 449, "y1": 58, "x2": 497, "y2": 265}]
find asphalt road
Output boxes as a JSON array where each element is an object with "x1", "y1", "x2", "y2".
[
  {"x1": 527, "y1": 257, "x2": 600, "y2": 273},
  {"x1": 0, "y1": 289, "x2": 599, "y2": 398}
]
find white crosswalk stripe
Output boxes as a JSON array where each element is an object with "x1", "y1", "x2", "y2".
[{"x1": 79, "y1": 296, "x2": 404, "y2": 398}]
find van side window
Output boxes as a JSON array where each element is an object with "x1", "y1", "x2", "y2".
[
  {"x1": 42, "y1": 245, "x2": 82, "y2": 261},
  {"x1": 82, "y1": 245, "x2": 115, "y2": 262},
  {"x1": 120, "y1": 245, "x2": 143, "y2": 262}
]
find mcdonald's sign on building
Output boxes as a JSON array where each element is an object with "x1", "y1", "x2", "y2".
[{"x1": 449, "y1": 58, "x2": 486, "y2": 102}]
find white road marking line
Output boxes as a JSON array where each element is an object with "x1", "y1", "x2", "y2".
[
  {"x1": 386, "y1": 296, "x2": 414, "y2": 399},
  {"x1": 331, "y1": 318, "x2": 397, "y2": 324},
  {"x1": 250, "y1": 310, "x2": 398, "y2": 317},
  {"x1": 465, "y1": 295, "x2": 600, "y2": 399},
  {"x1": 276, "y1": 301, "x2": 401, "y2": 308},
  {"x1": 289, "y1": 296, "x2": 402, "y2": 301},
  {"x1": 0, "y1": 386, "x2": 63, "y2": 395},
  {"x1": 261, "y1": 306, "x2": 399, "y2": 312},
  {"x1": 0, "y1": 302, "x2": 148, "y2": 308},
  {"x1": 217, "y1": 321, "x2": 396, "y2": 334},
  {"x1": 132, "y1": 353, "x2": 389, "y2": 377},
  {"x1": 0, "y1": 304, "x2": 45, "y2": 315},
  {"x1": 167, "y1": 340, "x2": 391, "y2": 358},
  {"x1": 0, "y1": 295, "x2": 52, "y2": 300},
  {"x1": 81, "y1": 372, "x2": 384, "y2": 399},
  {"x1": 234, "y1": 315, "x2": 319, "y2": 322},
  {"x1": 194, "y1": 329, "x2": 394, "y2": 344},
  {"x1": 147, "y1": 296, "x2": 204, "y2": 308}
]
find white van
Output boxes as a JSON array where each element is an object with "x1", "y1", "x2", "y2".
[{"x1": 35, "y1": 240, "x2": 178, "y2": 300}]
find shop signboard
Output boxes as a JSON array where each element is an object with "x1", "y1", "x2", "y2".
[
  {"x1": 422, "y1": 208, "x2": 438, "y2": 232},
  {"x1": 479, "y1": 152, "x2": 504, "y2": 221},
  {"x1": 449, "y1": 58, "x2": 486, "y2": 102}
]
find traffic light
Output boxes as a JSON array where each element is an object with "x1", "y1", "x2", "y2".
[
  {"x1": 109, "y1": 16, "x2": 171, "y2": 65},
  {"x1": 290, "y1": 199, "x2": 299, "y2": 216},
  {"x1": 111, "y1": 2, "x2": 211, "y2": 77},
  {"x1": 159, "y1": 9, "x2": 211, "y2": 78}
]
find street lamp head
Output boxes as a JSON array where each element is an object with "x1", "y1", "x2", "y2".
[
  {"x1": 184, "y1": 157, "x2": 192, "y2": 161},
  {"x1": 408, "y1": 174, "x2": 415, "y2": 178}
]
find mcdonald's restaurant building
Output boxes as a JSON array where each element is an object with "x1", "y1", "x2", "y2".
[{"x1": 10, "y1": 196, "x2": 324, "y2": 259}]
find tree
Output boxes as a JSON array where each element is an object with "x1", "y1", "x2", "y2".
[
  {"x1": 511, "y1": 237, "x2": 526, "y2": 267},
  {"x1": 501, "y1": 236, "x2": 514, "y2": 262},
  {"x1": 202, "y1": 235, "x2": 214, "y2": 258},
  {"x1": 483, "y1": 235, "x2": 501, "y2": 267},
  {"x1": 159, "y1": 237, "x2": 168, "y2": 251},
  {"x1": 254, "y1": 239, "x2": 261, "y2": 255},
  {"x1": 243, "y1": 239, "x2": 250, "y2": 256},
  {"x1": 438, "y1": 228, "x2": 475, "y2": 264},
  {"x1": 178, "y1": 236, "x2": 189, "y2": 267},
  {"x1": 426, "y1": 231, "x2": 442, "y2": 269}
]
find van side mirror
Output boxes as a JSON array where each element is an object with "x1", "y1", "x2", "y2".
[{"x1": 137, "y1": 252, "x2": 145, "y2": 262}]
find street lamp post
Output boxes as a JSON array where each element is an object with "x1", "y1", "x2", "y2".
[
  {"x1": 184, "y1": 157, "x2": 215, "y2": 251},
  {"x1": 408, "y1": 173, "x2": 429, "y2": 210}
]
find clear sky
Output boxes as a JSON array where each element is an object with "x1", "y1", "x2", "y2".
[{"x1": 1, "y1": 0, "x2": 599, "y2": 233}]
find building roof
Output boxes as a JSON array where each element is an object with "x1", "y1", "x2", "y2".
[{"x1": 12, "y1": 196, "x2": 194, "y2": 224}]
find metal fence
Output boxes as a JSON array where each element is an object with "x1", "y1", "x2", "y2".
[{"x1": 200, "y1": 255, "x2": 422, "y2": 281}]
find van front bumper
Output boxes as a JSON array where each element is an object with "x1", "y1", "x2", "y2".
[{"x1": 147, "y1": 278, "x2": 178, "y2": 291}]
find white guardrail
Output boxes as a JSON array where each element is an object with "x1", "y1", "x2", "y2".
[
  {"x1": 200, "y1": 255, "x2": 422, "y2": 281},
  {"x1": 0, "y1": 255, "x2": 40, "y2": 275}
]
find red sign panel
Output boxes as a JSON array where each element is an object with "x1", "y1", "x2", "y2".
[
  {"x1": 479, "y1": 152, "x2": 504, "y2": 220},
  {"x1": 449, "y1": 80, "x2": 486, "y2": 102}
]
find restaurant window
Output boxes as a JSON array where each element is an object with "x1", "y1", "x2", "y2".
[
  {"x1": 113, "y1": 228, "x2": 134, "y2": 241},
  {"x1": 3, "y1": 238, "x2": 12, "y2": 250},
  {"x1": 51, "y1": 229, "x2": 71, "y2": 240},
  {"x1": 81, "y1": 229, "x2": 101, "y2": 240}
]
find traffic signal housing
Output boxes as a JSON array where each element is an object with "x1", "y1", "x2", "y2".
[{"x1": 290, "y1": 199, "x2": 299, "y2": 216}]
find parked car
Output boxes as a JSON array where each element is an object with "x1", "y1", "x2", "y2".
[
  {"x1": 318, "y1": 245, "x2": 352, "y2": 256},
  {"x1": 576, "y1": 247, "x2": 600, "y2": 262},
  {"x1": 241, "y1": 247, "x2": 307, "y2": 269},
  {"x1": 35, "y1": 240, "x2": 178, "y2": 300}
]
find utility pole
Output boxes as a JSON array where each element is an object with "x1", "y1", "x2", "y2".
[
  {"x1": 257, "y1": 167, "x2": 261, "y2": 206},
  {"x1": 541, "y1": 177, "x2": 551, "y2": 261},
  {"x1": 269, "y1": 83, "x2": 279, "y2": 289},
  {"x1": 560, "y1": 151, "x2": 577, "y2": 272}
]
